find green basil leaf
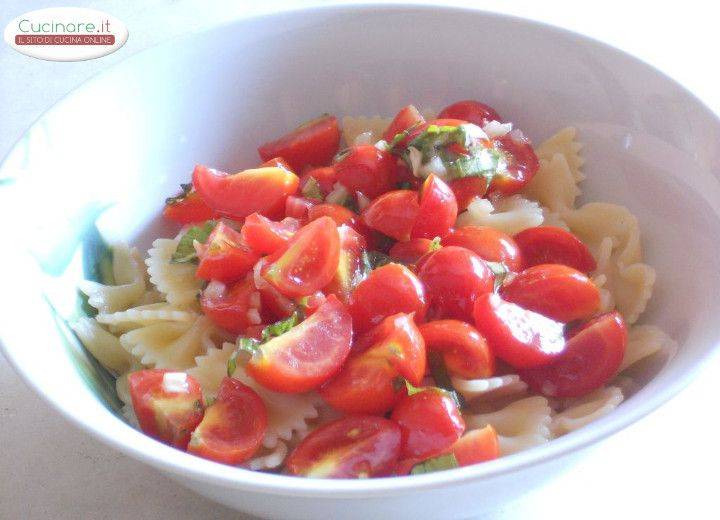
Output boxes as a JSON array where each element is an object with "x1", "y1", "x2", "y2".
[
  {"x1": 171, "y1": 220, "x2": 216, "y2": 264},
  {"x1": 404, "y1": 379, "x2": 425, "y2": 396},
  {"x1": 429, "y1": 237, "x2": 442, "y2": 252},
  {"x1": 261, "y1": 311, "x2": 302, "y2": 343},
  {"x1": 410, "y1": 453, "x2": 459, "y2": 475}
]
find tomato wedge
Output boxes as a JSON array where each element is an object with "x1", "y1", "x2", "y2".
[
  {"x1": 391, "y1": 387, "x2": 465, "y2": 460},
  {"x1": 438, "y1": 100, "x2": 501, "y2": 127},
  {"x1": 195, "y1": 222, "x2": 260, "y2": 283},
  {"x1": 187, "y1": 377, "x2": 267, "y2": 465},
  {"x1": 350, "y1": 263, "x2": 427, "y2": 333},
  {"x1": 127, "y1": 369, "x2": 204, "y2": 449},
  {"x1": 200, "y1": 277, "x2": 261, "y2": 334},
  {"x1": 163, "y1": 188, "x2": 217, "y2": 225},
  {"x1": 335, "y1": 145, "x2": 398, "y2": 199},
  {"x1": 303, "y1": 166, "x2": 337, "y2": 195},
  {"x1": 246, "y1": 295, "x2": 352, "y2": 393},
  {"x1": 320, "y1": 313, "x2": 426, "y2": 414},
  {"x1": 419, "y1": 320, "x2": 494, "y2": 379},
  {"x1": 446, "y1": 425, "x2": 499, "y2": 466},
  {"x1": 411, "y1": 174, "x2": 458, "y2": 240},
  {"x1": 519, "y1": 312, "x2": 627, "y2": 398},
  {"x1": 361, "y1": 190, "x2": 420, "y2": 241},
  {"x1": 286, "y1": 415, "x2": 402, "y2": 478},
  {"x1": 258, "y1": 115, "x2": 341, "y2": 172},
  {"x1": 261, "y1": 216, "x2": 340, "y2": 297},
  {"x1": 501, "y1": 264, "x2": 600, "y2": 322},
  {"x1": 442, "y1": 226, "x2": 524, "y2": 272},
  {"x1": 308, "y1": 203, "x2": 368, "y2": 237},
  {"x1": 513, "y1": 226, "x2": 597, "y2": 273},
  {"x1": 449, "y1": 177, "x2": 488, "y2": 212},
  {"x1": 389, "y1": 238, "x2": 437, "y2": 265},
  {"x1": 241, "y1": 213, "x2": 299, "y2": 255},
  {"x1": 383, "y1": 105, "x2": 426, "y2": 143},
  {"x1": 324, "y1": 225, "x2": 367, "y2": 303},
  {"x1": 285, "y1": 195, "x2": 317, "y2": 221},
  {"x1": 192, "y1": 165, "x2": 299, "y2": 220},
  {"x1": 473, "y1": 293, "x2": 565, "y2": 369},
  {"x1": 488, "y1": 133, "x2": 539, "y2": 195}
]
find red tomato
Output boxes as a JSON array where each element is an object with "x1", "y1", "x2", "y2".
[
  {"x1": 334, "y1": 145, "x2": 397, "y2": 199},
  {"x1": 308, "y1": 203, "x2": 367, "y2": 236},
  {"x1": 241, "y1": 213, "x2": 299, "y2": 256},
  {"x1": 472, "y1": 293, "x2": 565, "y2": 369},
  {"x1": 324, "y1": 225, "x2": 367, "y2": 303},
  {"x1": 361, "y1": 190, "x2": 420, "y2": 241},
  {"x1": 127, "y1": 369, "x2": 204, "y2": 449},
  {"x1": 501, "y1": 264, "x2": 600, "y2": 322},
  {"x1": 382, "y1": 105, "x2": 425, "y2": 143},
  {"x1": 449, "y1": 177, "x2": 488, "y2": 212},
  {"x1": 411, "y1": 174, "x2": 458, "y2": 240},
  {"x1": 163, "y1": 189, "x2": 217, "y2": 225},
  {"x1": 303, "y1": 166, "x2": 337, "y2": 195},
  {"x1": 261, "y1": 216, "x2": 340, "y2": 297},
  {"x1": 187, "y1": 377, "x2": 267, "y2": 465},
  {"x1": 419, "y1": 320, "x2": 494, "y2": 379},
  {"x1": 320, "y1": 313, "x2": 425, "y2": 414},
  {"x1": 446, "y1": 425, "x2": 499, "y2": 467},
  {"x1": 195, "y1": 222, "x2": 260, "y2": 283},
  {"x1": 260, "y1": 156, "x2": 295, "y2": 172},
  {"x1": 488, "y1": 133, "x2": 539, "y2": 195},
  {"x1": 286, "y1": 415, "x2": 402, "y2": 478},
  {"x1": 438, "y1": 100, "x2": 501, "y2": 126},
  {"x1": 418, "y1": 246, "x2": 494, "y2": 321},
  {"x1": 200, "y1": 277, "x2": 260, "y2": 334},
  {"x1": 514, "y1": 226, "x2": 597, "y2": 273},
  {"x1": 519, "y1": 312, "x2": 627, "y2": 398},
  {"x1": 389, "y1": 238, "x2": 436, "y2": 265},
  {"x1": 246, "y1": 295, "x2": 352, "y2": 393},
  {"x1": 257, "y1": 115, "x2": 341, "y2": 172},
  {"x1": 391, "y1": 388, "x2": 465, "y2": 460},
  {"x1": 192, "y1": 165, "x2": 299, "y2": 220},
  {"x1": 350, "y1": 263, "x2": 427, "y2": 333},
  {"x1": 257, "y1": 281, "x2": 297, "y2": 322},
  {"x1": 285, "y1": 195, "x2": 317, "y2": 221},
  {"x1": 442, "y1": 226, "x2": 524, "y2": 272}
]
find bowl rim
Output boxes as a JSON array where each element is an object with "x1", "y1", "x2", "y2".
[{"x1": 2, "y1": 0, "x2": 720, "y2": 498}]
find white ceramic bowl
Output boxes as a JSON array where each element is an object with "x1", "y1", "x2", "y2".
[{"x1": 2, "y1": 4, "x2": 720, "y2": 519}]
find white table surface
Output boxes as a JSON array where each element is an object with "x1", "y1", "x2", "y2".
[{"x1": 2, "y1": 1, "x2": 719, "y2": 518}]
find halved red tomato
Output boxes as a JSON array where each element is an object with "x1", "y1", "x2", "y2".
[
  {"x1": 308, "y1": 203, "x2": 368, "y2": 237},
  {"x1": 487, "y1": 133, "x2": 539, "y2": 195},
  {"x1": 303, "y1": 166, "x2": 337, "y2": 195},
  {"x1": 240, "y1": 213, "x2": 299, "y2": 256},
  {"x1": 438, "y1": 100, "x2": 501, "y2": 127},
  {"x1": 519, "y1": 312, "x2": 627, "y2": 398},
  {"x1": 285, "y1": 195, "x2": 317, "y2": 221},
  {"x1": 501, "y1": 264, "x2": 600, "y2": 322},
  {"x1": 383, "y1": 105, "x2": 425, "y2": 143},
  {"x1": 200, "y1": 277, "x2": 261, "y2": 334},
  {"x1": 246, "y1": 295, "x2": 352, "y2": 393},
  {"x1": 389, "y1": 238, "x2": 437, "y2": 265},
  {"x1": 286, "y1": 415, "x2": 402, "y2": 478},
  {"x1": 361, "y1": 190, "x2": 420, "y2": 241},
  {"x1": 260, "y1": 156, "x2": 295, "y2": 172},
  {"x1": 334, "y1": 145, "x2": 397, "y2": 199},
  {"x1": 187, "y1": 377, "x2": 267, "y2": 465},
  {"x1": 411, "y1": 174, "x2": 458, "y2": 240},
  {"x1": 473, "y1": 293, "x2": 565, "y2": 369},
  {"x1": 195, "y1": 222, "x2": 260, "y2": 283},
  {"x1": 163, "y1": 188, "x2": 217, "y2": 225},
  {"x1": 419, "y1": 320, "x2": 494, "y2": 379},
  {"x1": 350, "y1": 263, "x2": 427, "y2": 333},
  {"x1": 445, "y1": 425, "x2": 499, "y2": 466},
  {"x1": 261, "y1": 216, "x2": 340, "y2": 297},
  {"x1": 127, "y1": 369, "x2": 204, "y2": 449},
  {"x1": 513, "y1": 226, "x2": 597, "y2": 273},
  {"x1": 257, "y1": 281, "x2": 297, "y2": 322},
  {"x1": 442, "y1": 226, "x2": 524, "y2": 272},
  {"x1": 192, "y1": 165, "x2": 299, "y2": 220},
  {"x1": 257, "y1": 115, "x2": 341, "y2": 171},
  {"x1": 324, "y1": 225, "x2": 367, "y2": 303},
  {"x1": 449, "y1": 177, "x2": 488, "y2": 212}
]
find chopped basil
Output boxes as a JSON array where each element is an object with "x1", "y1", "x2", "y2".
[
  {"x1": 261, "y1": 311, "x2": 302, "y2": 343},
  {"x1": 165, "y1": 183, "x2": 193, "y2": 206},
  {"x1": 204, "y1": 396, "x2": 216, "y2": 407},
  {"x1": 333, "y1": 147, "x2": 351, "y2": 163},
  {"x1": 362, "y1": 250, "x2": 392, "y2": 274},
  {"x1": 429, "y1": 237, "x2": 442, "y2": 252},
  {"x1": 227, "y1": 337, "x2": 260, "y2": 376},
  {"x1": 487, "y1": 261, "x2": 509, "y2": 292},
  {"x1": 301, "y1": 176, "x2": 323, "y2": 201},
  {"x1": 170, "y1": 220, "x2": 216, "y2": 264},
  {"x1": 428, "y1": 352, "x2": 465, "y2": 409},
  {"x1": 404, "y1": 380, "x2": 425, "y2": 396},
  {"x1": 410, "y1": 453, "x2": 459, "y2": 475}
]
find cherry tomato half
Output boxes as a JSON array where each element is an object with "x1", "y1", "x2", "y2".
[
  {"x1": 241, "y1": 213, "x2": 299, "y2": 256},
  {"x1": 286, "y1": 415, "x2": 402, "y2": 478},
  {"x1": 446, "y1": 425, "x2": 499, "y2": 467},
  {"x1": 488, "y1": 133, "x2": 539, "y2": 195},
  {"x1": 361, "y1": 190, "x2": 420, "y2": 242},
  {"x1": 258, "y1": 115, "x2": 341, "y2": 172},
  {"x1": 411, "y1": 174, "x2": 458, "y2": 240},
  {"x1": 187, "y1": 377, "x2": 267, "y2": 465},
  {"x1": 324, "y1": 225, "x2": 367, "y2": 303},
  {"x1": 519, "y1": 312, "x2": 627, "y2": 398},
  {"x1": 200, "y1": 277, "x2": 261, "y2": 334},
  {"x1": 308, "y1": 203, "x2": 366, "y2": 235},
  {"x1": 419, "y1": 320, "x2": 494, "y2": 379},
  {"x1": 513, "y1": 226, "x2": 597, "y2": 273},
  {"x1": 335, "y1": 145, "x2": 397, "y2": 199},
  {"x1": 196, "y1": 222, "x2": 260, "y2": 283},
  {"x1": 128, "y1": 369, "x2": 204, "y2": 449},
  {"x1": 449, "y1": 177, "x2": 488, "y2": 212},
  {"x1": 438, "y1": 100, "x2": 501, "y2": 127},
  {"x1": 246, "y1": 295, "x2": 352, "y2": 393},
  {"x1": 163, "y1": 189, "x2": 217, "y2": 225},
  {"x1": 389, "y1": 238, "x2": 437, "y2": 265},
  {"x1": 285, "y1": 195, "x2": 318, "y2": 221},
  {"x1": 442, "y1": 226, "x2": 524, "y2": 272},
  {"x1": 383, "y1": 105, "x2": 425, "y2": 143}
]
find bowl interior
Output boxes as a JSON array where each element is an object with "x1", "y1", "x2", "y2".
[{"x1": 2, "y1": 4, "x2": 720, "y2": 494}]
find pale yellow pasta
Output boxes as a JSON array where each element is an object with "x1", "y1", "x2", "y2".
[
  {"x1": 115, "y1": 371, "x2": 139, "y2": 428},
  {"x1": 247, "y1": 441, "x2": 289, "y2": 471},
  {"x1": 456, "y1": 195, "x2": 544, "y2": 235},
  {"x1": 620, "y1": 325, "x2": 677, "y2": 373},
  {"x1": 78, "y1": 243, "x2": 146, "y2": 313},
  {"x1": 451, "y1": 375, "x2": 528, "y2": 402},
  {"x1": 96, "y1": 303, "x2": 197, "y2": 333},
  {"x1": 186, "y1": 342, "x2": 237, "y2": 400},
  {"x1": 341, "y1": 116, "x2": 391, "y2": 146},
  {"x1": 146, "y1": 238, "x2": 203, "y2": 308},
  {"x1": 551, "y1": 386, "x2": 623, "y2": 436},
  {"x1": 535, "y1": 127, "x2": 585, "y2": 182},
  {"x1": 541, "y1": 207, "x2": 570, "y2": 230},
  {"x1": 523, "y1": 153, "x2": 580, "y2": 213},
  {"x1": 71, "y1": 317, "x2": 133, "y2": 374}
]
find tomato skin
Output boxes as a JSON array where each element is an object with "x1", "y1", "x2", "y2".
[
  {"x1": 192, "y1": 165, "x2": 299, "y2": 220},
  {"x1": 501, "y1": 264, "x2": 600, "y2": 322},
  {"x1": 260, "y1": 156, "x2": 295, "y2": 172},
  {"x1": 442, "y1": 226, "x2": 524, "y2": 272},
  {"x1": 513, "y1": 226, "x2": 597, "y2": 273},
  {"x1": 200, "y1": 277, "x2": 261, "y2": 334},
  {"x1": 447, "y1": 425, "x2": 499, "y2": 466},
  {"x1": 247, "y1": 295, "x2": 352, "y2": 393},
  {"x1": 324, "y1": 225, "x2": 367, "y2": 303},
  {"x1": 187, "y1": 377, "x2": 267, "y2": 465},
  {"x1": 241, "y1": 213, "x2": 299, "y2": 256},
  {"x1": 286, "y1": 415, "x2": 402, "y2": 478},
  {"x1": 389, "y1": 238, "x2": 436, "y2": 265},
  {"x1": 307, "y1": 203, "x2": 369, "y2": 237},
  {"x1": 361, "y1": 190, "x2": 420, "y2": 242},
  {"x1": 383, "y1": 105, "x2": 425, "y2": 143},
  {"x1": 519, "y1": 312, "x2": 627, "y2": 398},
  {"x1": 350, "y1": 263, "x2": 427, "y2": 333},
  {"x1": 127, "y1": 369, "x2": 204, "y2": 450},
  {"x1": 419, "y1": 320, "x2": 494, "y2": 379},
  {"x1": 438, "y1": 100, "x2": 501, "y2": 127},
  {"x1": 418, "y1": 246, "x2": 494, "y2": 321},
  {"x1": 257, "y1": 282, "x2": 297, "y2": 322},
  {"x1": 411, "y1": 174, "x2": 458, "y2": 240},
  {"x1": 449, "y1": 177, "x2": 488, "y2": 212},
  {"x1": 473, "y1": 293, "x2": 565, "y2": 369},
  {"x1": 335, "y1": 145, "x2": 397, "y2": 199},
  {"x1": 195, "y1": 222, "x2": 260, "y2": 283},
  {"x1": 391, "y1": 388, "x2": 465, "y2": 460},
  {"x1": 285, "y1": 195, "x2": 317, "y2": 221},
  {"x1": 258, "y1": 115, "x2": 341, "y2": 172},
  {"x1": 163, "y1": 190, "x2": 217, "y2": 225},
  {"x1": 488, "y1": 133, "x2": 539, "y2": 195},
  {"x1": 303, "y1": 166, "x2": 337, "y2": 195},
  {"x1": 261, "y1": 216, "x2": 340, "y2": 297}
]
